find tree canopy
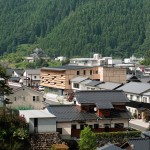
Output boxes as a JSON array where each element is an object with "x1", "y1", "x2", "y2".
[
  {"x1": 0, "y1": 0, "x2": 150, "y2": 58},
  {"x1": 79, "y1": 126, "x2": 97, "y2": 150},
  {"x1": 0, "y1": 65, "x2": 12, "y2": 96}
]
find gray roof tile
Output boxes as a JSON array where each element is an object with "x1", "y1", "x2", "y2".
[
  {"x1": 70, "y1": 76, "x2": 89, "y2": 83},
  {"x1": 97, "y1": 143, "x2": 122, "y2": 150},
  {"x1": 98, "y1": 82, "x2": 122, "y2": 90},
  {"x1": 96, "y1": 102, "x2": 114, "y2": 109},
  {"x1": 80, "y1": 79, "x2": 92, "y2": 85},
  {"x1": 86, "y1": 80, "x2": 102, "y2": 86},
  {"x1": 122, "y1": 138, "x2": 150, "y2": 150},
  {"x1": 117, "y1": 82, "x2": 150, "y2": 94},
  {"x1": 75, "y1": 90, "x2": 129, "y2": 104},
  {"x1": 47, "y1": 105, "x2": 98, "y2": 122},
  {"x1": 42, "y1": 65, "x2": 92, "y2": 71},
  {"x1": 25, "y1": 69, "x2": 41, "y2": 74}
]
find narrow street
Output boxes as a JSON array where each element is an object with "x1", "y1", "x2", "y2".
[{"x1": 129, "y1": 119, "x2": 149, "y2": 132}]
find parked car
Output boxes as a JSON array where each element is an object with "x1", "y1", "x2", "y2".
[{"x1": 38, "y1": 86, "x2": 45, "y2": 91}]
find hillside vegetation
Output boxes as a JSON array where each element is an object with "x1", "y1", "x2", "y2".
[{"x1": 0, "y1": 0, "x2": 150, "y2": 58}]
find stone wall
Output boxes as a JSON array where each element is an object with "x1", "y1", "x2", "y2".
[{"x1": 30, "y1": 132, "x2": 62, "y2": 150}]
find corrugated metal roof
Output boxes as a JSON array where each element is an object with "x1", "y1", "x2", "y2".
[
  {"x1": 98, "y1": 82, "x2": 122, "y2": 90},
  {"x1": 117, "y1": 82, "x2": 150, "y2": 94},
  {"x1": 80, "y1": 79, "x2": 92, "y2": 85},
  {"x1": 70, "y1": 76, "x2": 89, "y2": 83},
  {"x1": 25, "y1": 69, "x2": 41, "y2": 74},
  {"x1": 86, "y1": 80, "x2": 102, "y2": 86},
  {"x1": 42, "y1": 65, "x2": 92, "y2": 71},
  {"x1": 19, "y1": 109, "x2": 55, "y2": 118}
]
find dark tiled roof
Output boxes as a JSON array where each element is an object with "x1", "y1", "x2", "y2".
[
  {"x1": 98, "y1": 143, "x2": 122, "y2": 150},
  {"x1": 96, "y1": 102, "x2": 114, "y2": 109},
  {"x1": 75, "y1": 90, "x2": 129, "y2": 104},
  {"x1": 121, "y1": 138, "x2": 150, "y2": 150},
  {"x1": 6, "y1": 68, "x2": 13, "y2": 76},
  {"x1": 9, "y1": 77, "x2": 20, "y2": 82},
  {"x1": 47, "y1": 105, "x2": 98, "y2": 122},
  {"x1": 126, "y1": 101, "x2": 150, "y2": 110},
  {"x1": 14, "y1": 69, "x2": 24, "y2": 75},
  {"x1": 42, "y1": 65, "x2": 92, "y2": 71},
  {"x1": 109, "y1": 109, "x2": 132, "y2": 119},
  {"x1": 85, "y1": 80, "x2": 102, "y2": 86}
]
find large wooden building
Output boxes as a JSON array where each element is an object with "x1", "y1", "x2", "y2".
[{"x1": 40, "y1": 66, "x2": 126, "y2": 95}]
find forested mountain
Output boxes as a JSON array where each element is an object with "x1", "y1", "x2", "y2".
[{"x1": 0, "y1": 0, "x2": 150, "y2": 58}]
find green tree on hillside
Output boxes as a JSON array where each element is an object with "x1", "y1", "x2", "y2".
[
  {"x1": 79, "y1": 126, "x2": 97, "y2": 150},
  {"x1": 0, "y1": 65, "x2": 12, "y2": 96}
]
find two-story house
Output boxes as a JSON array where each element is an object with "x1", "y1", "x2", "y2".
[
  {"x1": 21, "y1": 69, "x2": 41, "y2": 87},
  {"x1": 47, "y1": 90, "x2": 131, "y2": 138},
  {"x1": 117, "y1": 82, "x2": 150, "y2": 121},
  {"x1": 6, "y1": 85, "x2": 44, "y2": 110}
]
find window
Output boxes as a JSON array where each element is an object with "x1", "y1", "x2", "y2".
[
  {"x1": 34, "y1": 118, "x2": 38, "y2": 127},
  {"x1": 90, "y1": 70, "x2": 93, "y2": 75},
  {"x1": 143, "y1": 97, "x2": 148, "y2": 103},
  {"x1": 71, "y1": 124, "x2": 77, "y2": 129},
  {"x1": 69, "y1": 80, "x2": 71, "y2": 85},
  {"x1": 96, "y1": 70, "x2": 98, "y2": 74},
  {"x1": 83, "y1": 70, "x2": 86, "y2": 75},
  {"x1": 89, "y1": 125, "x2": 93, "y2": 129},
  {"x1": 14, "y1": 97, "x2": 16, "y2": 101},
  {"x1": 94, "y1": 124, "x2": 99, "y2": 129},
  {"x1": 130, "y1": 95, "x2": 133, "y2": 100},
  {"x1": 57, "y1": 128, "x2": 62, "y2": 134},
  {"x1": 33, "y1": 96, "x2": 35, "y2": 101},
  {"x1": 34, "y1": 76, "x2": 36, "y2": 79},
  {"x1": 77, "y1": 71, "x2": 80, "y2": 75},
  {"x1": 73, "y1": 83, "x2": 79, "y2": 88},
  {"x1": 80, "y1": 124, "x2": 84, "y2": 130},
  {"x1": 137, "y1": 96, "x2": 139, "y2": 101},
  {"x1": 114, "y1": 123, "x2": 124, "y2": 128}
]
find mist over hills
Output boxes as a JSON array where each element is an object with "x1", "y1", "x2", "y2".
[{"x1": 0, "y1": 0, "x2": 150, "y2": 58}]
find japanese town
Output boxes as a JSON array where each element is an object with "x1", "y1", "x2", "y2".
[{"x1": 0, "y1": 1, "x2": 150, "y2": 150}]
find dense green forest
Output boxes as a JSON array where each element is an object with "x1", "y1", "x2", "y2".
[{"x1": 0, "y1": 0, "x2": 150, "y2": 58}]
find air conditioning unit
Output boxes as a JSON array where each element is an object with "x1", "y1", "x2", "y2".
[{"x1": 94, "y1": 107, "x2": 97, "y2": 111}]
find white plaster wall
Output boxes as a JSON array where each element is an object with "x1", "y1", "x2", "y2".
[
  {"x1": 142, "y1": 96, "x2": 150, "y2": 103},
  {"x1": 100, "y1": 119, "x2": 129, "y2": 128},
  {"x1": 38, "y1": 118, "x2": 56, "y2": 132},
  {"x1": 57, "y1": 123, "x2": 71, "y2": 135},
  {"x1": 126, "y1": 93, "x2": 142, "y2": 102},
  {"x1": 127, "y1": 106, "x2": 136, "y2": 114},
  {"x1": 29, "y1": 118, "x2": 56, "y2": 133}
]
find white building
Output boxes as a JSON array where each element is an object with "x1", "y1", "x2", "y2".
[
  {"x1": 124, "y1": 55, "x2": 144, "y2": 64},
  {"x1": 70, "y1": 54, "x2": 123, "y2": 66},
  {"x1": 117, "y1": 82, "x2": 150, "y2": 121},
  {"x1": 55, "y1": 56, "x2": 66, "y2": 62},
  {"x1": 19, "y1": 109, "x2": 56, "y2": 133}
]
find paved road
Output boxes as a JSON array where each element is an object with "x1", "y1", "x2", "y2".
[{"x1": 129, "y1": 123, "x2": 148, "y2": 132}]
